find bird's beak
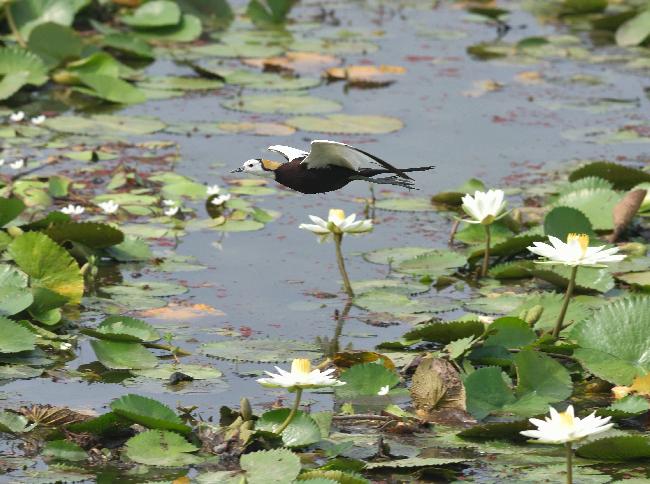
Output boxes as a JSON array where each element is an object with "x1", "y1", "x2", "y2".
[{"x1": 231, "y1": 167, "x2": 244, "y2": 173}]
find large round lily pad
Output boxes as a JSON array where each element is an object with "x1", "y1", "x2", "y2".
[
  {"x1": 201, "y1": 338, "x2": 320, "y2": 363},
  {"x1": 222, "y1": 95, "x2": 341, "y2": 114},
  {"x1": 286, "y1": 114, "x2": 403, "y2": 134}
]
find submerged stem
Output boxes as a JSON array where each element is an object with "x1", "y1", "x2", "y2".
[
  {"x1": 4, "y1": 4, "x2": 26, "y2": 48},
  {"x1": 481, "y1": 224, "x2": 491, "y2": 277},
  {"x1": 565, "y1": 442, "x2": 573, "y2": 484},
  {"x1": 276, "y1": 387, "x2": 303, "y2": 435},
  {"x1": 553, "y1": 265, "x2": 578, "y2": 338},
  {"x1": 334, "y1": 233, "x2": 354, "y2": 298}
]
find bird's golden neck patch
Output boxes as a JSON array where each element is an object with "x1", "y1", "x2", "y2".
[{"x1": 261, "y1": 159, "x2": 282, "y2": 171}]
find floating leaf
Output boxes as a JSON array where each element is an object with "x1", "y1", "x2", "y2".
[
  {"x1": 569, "y1": 161, "x2": 650, "y2": 190},
  {"x1": 201, "y1": 338, "x2": 320, "y2": 363},
  {"x1": 131, "y1": 364, "x2": 223, "y2": 380},
  {"x1": 365, "y1": 456, "x2": 467, "y2": 469},
  {"x1": 240, "y1": 449, "x2": 301, "y2": 484},
  {"x1": 544, "y1": 206, "x2": 595, "y2": 241},
  {"x1": 256, "y1": 409, "x2": 322, "y2": 447},
  {"x1": 111, "y1": 394, "x2": 191, "y2": 434},
  {"x1": 363, "y1": 246, "x2": 432, "y2": 265},
  {"x1": 45, "y1": 222, "x2": 124, "y2": 249},
  {"x1": 46, "y1": 114, "x2": 165, "y2": 135},
  {"x1": 103, "y1": 281, "x2": 187, "y2": 298},
  {"x1": 8, "y1": 0, "x2": 89, "y2": 38},
  {"x1": 134, "y1": 14, "x2": 202, "y2": 42},
  {"x1": 509, "y1": 292, "x2": 589, "y2": 332},
  {"x1": 514, "y1": 349, "x2": 572, "y2": 402},
  {"x1": 0, "y1": 265, "x2": 33, "y2": 316},
  {"x1": 336, "y1": 363, "x2": 400, "y2": 399},
  {"x1": 353, "y1": 291, "x2": 456, "y2": 315},
  {"x1": 484, "y1": 317, "x2": 536, "y2": 348},
  {"x1": 42, "y1": 440, "x2": 87, "y2": 462},
  {"x1": 572, "y1": 297, "x2": 650, "y2": 385},
  {"x1": 0, "y1": 197, "x2": 25, "y2": 227},
  {"x1": 87, "y1": 316, "x2": 160, "y2": 343},
  {"x1": 9, "y1": 232, "x2": 83, "y2": 304},
  {"x1": 0, "y1": 411, "x2": 33, "y2": 434},
  {"x1": 27, "y1": 22, "x2": 83, "y2": 69},
  {"x1": 616, "y1": 10, "x2": 650, "y2": 47},
  {"x1": 598, "y1": 395, "x2": 650, "y2": 419},
  {"x1": 76, "y1": 73, "x2": 146, "y2": 104},
  {"x1": 532, "y1": 265, "x2": 615, "y2": 293},
  {"x1": 286, "y1": 114, "x2": 403, "y2": 134},
  {"x1": 396, "y1": 249, "x2": 466, "y2": 278},
  {"x1": 0, "y1": 317, "x2": 36, "y2": 353},
  {"x1": 576, "y1": 435, "x2": 650, "y2": 461},
  {"x1": 222, "y1": 95, "x2": 341, "y2": 114},
  {"x1": 121, "y1": 0, "x2": 181, "y2": 28},
  {"x1": 432, "y1": 178, "x2": 485, "y2": 206},
  {"x1": 90, "y1": 340, "x2": 158, "y2": 370},
  {"x1": 247, "y1": 0, "x2": 296, "y2": 25},
  {"x1": 212, "y1": 219, "x2": 265, "y2": 232},
  {"x1": 125, "y1": 430, "x2": 199, "y2": 466},
  {"x1": 0, "y1": 71, "x2": 30, "y2": 101},
  {"x1": 403, "y1": 320, "x2": 485, "y2": 344}
]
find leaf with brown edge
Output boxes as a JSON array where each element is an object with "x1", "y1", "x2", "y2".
[
  {"x1": 243, "y1": 51, "x2": 340, "y2": 74},
  {"x1": 410, "y1": 354, "x2": 467, "y2": 423},
  {"x1": 325, "y1": 64, "x2": 406, "y2": 87},
  {"x1": 629, "y1": 373, "x2": 650, "y2": 396},
  {"x1": 607, "y1": 188, "x2": 647, "y2": 242},
  {"x1": 332, "y1": 351, "x2": 395, "y2": 371}
]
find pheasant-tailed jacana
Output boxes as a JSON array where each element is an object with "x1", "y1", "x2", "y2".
[{"x1": 231, "y1": 140, "x2": 434, "y2": 194}]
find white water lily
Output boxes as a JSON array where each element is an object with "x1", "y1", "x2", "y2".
[
  {"x1": 98, "y1": 200, "x2": 119, "y2": 214},
  {"x1": 377, "y1": 385, "x2": 390, "y2": 396},
  {"x1": 0, "y1": 159, "x2": 4, "y2": 166},
  {"x1": 162, "y1": 199, "x2": 177, "y2": 206},
  {"x1": 164, "y1": 206, "x2": 180, "y2": 217},
  {"x1": 299, "y1": 209, "x2": 373, "y2": 239},
  {"x1": 461, "y1": 189, "x2": 508, "y2": 225},
  {"x1": 9, "y1": 111, "x2": 24, "y2": 122},
  {"x1": 9, "y1": 159, "x2": 24, "y2": 170},
  {"x1": 521, "y1": 405, "x2": 613, "y2": 444},
  {"x1": 257, "y1": 358, "x2": 345, "y2": 391},
  {"x1": 60, "y1": 204, "x2": 85, "y2": 215},
  {"x1": 528, "y1": 234, "x2": 625, "y2": 267},
  {"x1": 210, "y1": 194, "x2": 231, "y2": 206},
  {"x1": 31, "y1": 115, "x2": 46, "y2": 125},
  {"x1": 206, "y1": 184, "x2": 221, "y2": 196}
]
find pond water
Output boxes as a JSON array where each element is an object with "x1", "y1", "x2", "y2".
[{"x1": 2, "y1": 0, "x2": 650, "y2": 482}]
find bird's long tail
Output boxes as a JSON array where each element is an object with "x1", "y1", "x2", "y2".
[
  {"x1": 358, "y1": 165, "x2": 435, "y2": 177},
  {"x1": 351, "y1": 175, "x2": 417, "y2": 190}
]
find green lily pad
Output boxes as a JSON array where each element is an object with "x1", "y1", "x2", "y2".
[
  {"x1": 395, "y1": 249, "x2": 466, "y2": 277},
  {"x1": 0, "y1": 365, "x2": 43, "y2": 380},
  {"x1": 363, "y1": 246, "x2": 432, "y2": 265},
  {"x1": 0, "y1": 411, "x2": 33, "y2": 434},
  {"x1": 336, "y1": 363, "x2": 400, "y2": 399},
  {"x1": 532, "y1": 265, "x2": 615, "y2": 293},
  {"x1": 9, "y1": 232, "x2": 83, "y2": 304},
  {"x1": 598, "y1": 395, "x2": 650, "y2": 419},
  {"x1": 576, "y1": 435, "x2": 650, "y2": 461},
  {"x1": 90, "y1": 340, "x2": 158, "y2": 370},
  {"x1": 45, "y1": 222, "x2": 124, "y2": 249},
  {"x1": 198, "y1": 66, "x2": 320, "y2": 90},
  {"x1": 76, "y1": 73, "x2": 146, "y2": 105},
  {"x1": 351, "y1": 279, "x2": 430, "y2": 295},
  {"x1": 256, "y1": 409, "x2": 322, "y2": 447},
  {"x1": 509, "y1": 292, "x2": 589, "y2": 332},
  {"x1": 544, "y1": 206, "x2": 595, "y2": 241},
  {"x1": 27, "y1": 22, "x2": 83, "y2": 69},
  {"x1": 125, "y1": 430, "x2": 199, "y2": 466},
  {"x1": 354, "y1": 291, "x2": 456, "y2": 315},
  {"x1": 569, "y1": 161, "x2": 650, "y2": 190},
  {"x1": 138, "y1": 76, "x2": 224, "y2": 91},
  {"x1": 222, "y1": 95, "x2": 341, "y2": 114},
  {"x1": 616, "y1": 271, "x2": 650, "y2": 290},
  {"x1": 111, "y1": 394, "x2": 191, "y2": 434},
  {"x1": 201, "y1": 338, "x2": 320, "y2": 363},
  {"x1": 102, "y1": 281, "x2": 188, "y2": 298},
  {"x1": 134, "y1": 14, "x2": 202, "y2": 42},
  {"x1": 286, "y1": 114, "x2": 403, "y2": 134},
  {"x1": 571, "y1": 296, "x2": 650, "y2": 385},
  {"x1": 42, "y1": 440, "x2": 87, "y2": 462},
  {"x1": 432, "y1": 178, "x2": 486, "y2": 206},
  {"x1": 121, "y1": 0, "x2": 181, "y2": 28},
  {"x1": 0, "y1": 47, "x2": 47, "y2": 86},
  {"x1": 46, "y1": 114, "x2": 165, "y2": 136},
  {"x1": 484, "y1": 317, "x2": 536, "y2": 348},
  {"x1": 240, "y1": 449, "x2": 301, "y2": 484},
  {"x1": 0, "y1": 265, "x2": 33, "y2": 316},
  {"x1": 364, "y1": 456, "x2": 467, "y2": 469},
  {"x1": 0, "y1": 317, "x2": 36, "y2": 353},
  {"x1": 403, "y1": 319, "x2": 485, "y2": 344},
  {"x1": 87, "y1": 316, "x2": 160, "y2": 343},
  {"x1": 616, "y1": 10, "x2": 650, "y2": 47},
  {"x1": 212, "y1": 219, "x2": 265, "y2": 232},
  {"x1": 0, "y1": 197, "x2": 25, "y2": 227}
]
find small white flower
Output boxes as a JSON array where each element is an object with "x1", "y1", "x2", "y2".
[
  {"x1": 162, "y1": 199, "x2": 177, "y2": 206},
  {"x1": 31, "y1": 115, "x2": 46, "y2": 125},
  {"x1": 299, "y1": 209, "x2": 373, "y2": 241},
  {"x1": 9, "y1": 159, "x2": 24, "y2": 170},
  {"x1": 210, "y1": 194, "x2": 231, "y2": 206},
  {"x1": 521, "y1": 405, "x2": 613, "y2": 444},
  {"x1": 206, "y1": 184, "x2": 221, "y2": 196},
  {"x1": 257, "y1": 358, "x2": 345, "y2": 392},
  {"x1": 164, "y1": 206, "x2": 180, "y2": 217},
  {"x1": 0, "y1": 159, "x2": 4, "y2": 166},
  {"x1": 98, "y1": 200, "x2": 119, "y2": 214},
  {"x1": 9, "y1": 111, "x2": 25, "y2": 122},
  {"x1": 60, "y1": 342, "x2": 72, "y2": 351},
  {"x1": 461, "y1": 189, "x2": 508, "y2": 225},
  {"x1": 528, "y1": 233, "x2": 625, "y2": 268},
  {"x1": 60, "y1": 204, "x2": 85, "y2": 215},
  {"x1": 377, "y1": 385, "x2": 390, "y2": 396}
]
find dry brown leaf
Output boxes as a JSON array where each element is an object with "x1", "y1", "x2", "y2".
[
  {"x1": 410, "y1": 354, "x2": 466, "y2": 422},
  {"x1": 20, "y1": 405, "x2": 91, "y2": 427},
  {"x1": 629, "y1": 373, "x2": 650, "y2": 396},
  {"x1": 325, "y1": 65, "x2": 406, "y2": 86},
  {"x1": 112, "y1": 0, "x2": 142, "y2": 6},
  {"x1": 138, "y1": 303, "x2": 225, "y2": 320},
  {"x1": 172, "y1": 478, "x2": 191, "y2": 484},
  {"x1": 607, "y1": 188, "x2": 647, "y2": 242},
  {"x1": 218, "y1": 121, "x2": 295, "y2": 136},
  {"x1": 515, "y1": 71, "x2": 543, "y2": 83},
  {"x1": 463, "y1": 79, "x2": 503, "y2": 97},
  {"x1": 243, "y1": 51, "x2": 340, "y2": 74},
  {"x1": 332, "y1": 350, "x2": 396, "y2": 370}
]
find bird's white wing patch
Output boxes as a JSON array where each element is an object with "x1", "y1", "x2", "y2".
[
  {"x1": 267, "y1": 145, "x2": 308, "y2": 162},
  {"x1": 301, "y1": 140, "x2": 373, "y2": 171}
]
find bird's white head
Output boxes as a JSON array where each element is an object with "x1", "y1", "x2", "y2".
[{"x1": 231, "y1": 158, "x2": 279, "y2": 179}]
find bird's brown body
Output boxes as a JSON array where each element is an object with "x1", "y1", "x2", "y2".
[{"x1": 274, "y1": 159, "x2": 356, "y2": 194}]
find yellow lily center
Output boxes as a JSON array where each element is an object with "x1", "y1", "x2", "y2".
[
  {"x1": 558, "y1": 410, "x2": 575, "y2": 428},
  {"x1": 328, "y1": 209, "x2": 346, "y2": 224},
  {"x1": 291, "y1": 358, "x2": 312, "y2": 375},
  {"x1": 567, "y1": 233, "x2": 589, "y2": 257}
]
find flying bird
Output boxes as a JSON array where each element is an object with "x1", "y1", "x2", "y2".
[{"x1": 231, "y1": 140, "x2": 434, "y2": 194}]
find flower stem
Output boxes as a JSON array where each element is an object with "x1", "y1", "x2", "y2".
[
  {"x1": 334, "y1": 233, "x2": 354, "y2": 298},
  {"x1": 481, "y1": 224, "x2": 491, "y2": 277},
  {"x1": 553, "y1": 265, "x2": 578, "y2": 338},
  {"x1": 565, "y1": 442, "x2": 573, "y2": 484},
  {"x1": 276, "y1": 388, "x2": 303, "y2": 435},
  {"x1": 4, "y1": 4, "x2": 26, "y2": 48}
]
